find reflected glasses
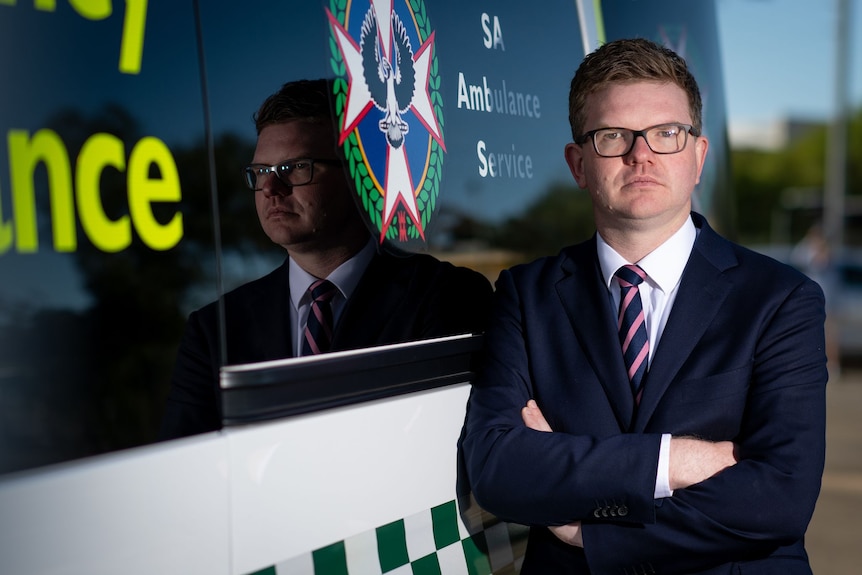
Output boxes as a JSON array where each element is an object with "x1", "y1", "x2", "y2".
[
  {"x1": 242, "y1": 158, "x2": 342, "y2": 190},
  {"x1": 575, "y1": 123, "x2": 699, "y2": 158}
]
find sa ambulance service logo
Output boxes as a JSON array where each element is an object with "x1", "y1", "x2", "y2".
[{"x1": 326, "y1": 0, "x2": 445, "y2": 246}]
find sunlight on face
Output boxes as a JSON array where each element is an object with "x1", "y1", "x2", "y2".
[{"x1": 565, "y1": 81, "x2": 708, "y2": 233}]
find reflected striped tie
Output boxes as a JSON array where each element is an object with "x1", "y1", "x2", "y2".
[
  {"x1": 302, "y1": 279, "x2": 338, "y2": 356},
  {"x1": 615, "y1": 265, "x2": 649, "y2": 401}
]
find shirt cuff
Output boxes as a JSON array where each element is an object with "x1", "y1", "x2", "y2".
[{"x1": 654, "y1": 433, "x2": 673, "y2": 499}]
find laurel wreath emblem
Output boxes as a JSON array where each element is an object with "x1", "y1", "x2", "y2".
[{"x1": 328, "y1": 0, "x2": 445, "y2": 242}]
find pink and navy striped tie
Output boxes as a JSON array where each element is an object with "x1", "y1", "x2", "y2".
[
  {"x1": 302, "y1": 279, "x2": 338, "y2": 356},
  {"x1": 615, "y1": 265, "x2": 649, "y2": 401}
]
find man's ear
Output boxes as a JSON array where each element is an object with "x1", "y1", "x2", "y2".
[
  {"x1": 564, "y1": 142, "x2": 588, "y2": 189},
  {"x1": 693, "y1": 135, "x2": 709, "y2": 186}
]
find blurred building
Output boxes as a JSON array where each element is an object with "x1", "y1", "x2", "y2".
[{"x1": 728, "y1": 117, "x2": 824, "y2": 150}]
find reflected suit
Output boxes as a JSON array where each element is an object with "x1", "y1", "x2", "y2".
[{"x1": 161, "y1": 250, "x2": 492, "y2": 440}]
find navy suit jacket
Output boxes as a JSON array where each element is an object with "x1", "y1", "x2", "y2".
[
  {"x1": 161, "y1": 249, "x2": 492, "y2": 440},
  {"x1": 460, "y1": 213, "x2": 827, "y2": 574}
]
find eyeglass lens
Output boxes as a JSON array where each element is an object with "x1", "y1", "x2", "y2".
[
  {"x1": 593, "y1": 124, "x2": 690, "y2": 157},
  {"x1": 244, "y1": 160, "x2": 314, "y2": 190}
]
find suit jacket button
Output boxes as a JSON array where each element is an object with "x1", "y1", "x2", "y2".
[
  {"x1": 593, "y1": 507, "x2": 602, "y2": 518},
  {"x1": 617, "y1": 505, "x2": 629, "y2": 516}
]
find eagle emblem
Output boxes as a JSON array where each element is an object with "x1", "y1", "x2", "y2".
[
  {"x1": 361, "y1": 8, "x2": 415, "y2": 149},
  {"x1": 327, "y1": 0, "x2": 445, "y2": 246}
]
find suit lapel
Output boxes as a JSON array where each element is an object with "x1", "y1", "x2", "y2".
[
  {"x1": 331, "y1": 252, "x2": 396, "y2": 350},
  {"x1": 557, "y1": 240, "x2": 636, "y2": 430},
  {"x1": 228, "y1": 259, "x2": 295, "y2": 362},
  {"x1": 633, "y1": 217, "x2": 738, "y2": 430}
]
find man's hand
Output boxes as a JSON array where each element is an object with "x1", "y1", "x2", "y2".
[
  {"x1": 520, "y1": 399, "x2": 584, "y2": 548},
  {"x1": 669, "y1": 437, "x2": 739, "y2": 491},
  {"x1": 549, "y1": 523, "x2": 583, "y2": 547},
  {"x1": 521, "y1": 399, "x2": 553, "y2": 432}
]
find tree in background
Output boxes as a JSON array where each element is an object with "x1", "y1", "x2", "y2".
[{"x1": 730, "y1": 107, "x2": 862, "y2": 246}]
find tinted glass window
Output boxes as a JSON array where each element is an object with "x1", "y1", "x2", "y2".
[
  {"x1": 0, "y1": 0, "x2": 729, "y2": 470},
  {"x1": 200, "y1": 0, "x2": 589, "y2": 366},
  {"x1": 0, "y1": 1, "x2": 210, "y2": 473}
]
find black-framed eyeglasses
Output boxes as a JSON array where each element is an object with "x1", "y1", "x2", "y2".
[
  {"x1": 242, "y1": 158, "x2": 342, "y2": 190},
  {"x1": 575, "y1": 123, "x2": 699, "y2": 158}
]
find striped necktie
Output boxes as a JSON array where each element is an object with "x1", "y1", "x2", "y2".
[
  {"x1": 302, "y1": 279, "x2": 338, "y2": 356},
  {"x1": 615, "y1": 265, "x2": 649, "y2": 401}
]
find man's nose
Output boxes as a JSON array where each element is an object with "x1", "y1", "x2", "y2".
[
  {"x1": 260, "y1": 172, "x2": 290, "y2": 197},
  {"x1": 626, "y1": 133, "x2": 653, "y2": 160}
]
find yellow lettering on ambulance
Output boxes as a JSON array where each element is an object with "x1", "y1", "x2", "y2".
[
  {"x1": 119, "y1": 0, "x2": 148, "y2": 74},
  {"x1": 77, "y1": 133, "x2": 131, "y2": 253},
  {"x1": 69, "y1": 0, "x2": 111, "y2": 19},
  {"x1": 128, "y1": 137, "x2": 182, "y2": 251},
  {"x1": 20, "y1": 0, "x2": 147, "y2": 74},
  {"x1": 8, "y1": 129, "x2": 76, "y2": 253}
]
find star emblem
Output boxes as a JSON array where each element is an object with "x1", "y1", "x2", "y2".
[{"x1": 327, "y1": 0, "x2": 445, "y2": 243}]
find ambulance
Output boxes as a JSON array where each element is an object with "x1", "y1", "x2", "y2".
[{"x1": 0, "y1": 1, "x2": 730, "y2": 573}]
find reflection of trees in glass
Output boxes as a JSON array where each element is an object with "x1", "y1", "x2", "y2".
[
  {"x1": 490, "y1": 184, "x2": 595, "y2": 260},
  {"x1": 443, "y1": 184, "x2": 595, "y2": 260},
  {"x1": 430, "y1": 184, "x2": 594, "y2": 284},
  {"x1": 0, "y1": 105, "x2": 260, "y2": 474}
]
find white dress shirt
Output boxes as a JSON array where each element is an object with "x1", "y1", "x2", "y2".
[{"x1": 596, "y1": 216, "x2": 698, "y2": 498}]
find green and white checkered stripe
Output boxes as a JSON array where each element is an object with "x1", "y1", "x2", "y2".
[{"x1": 247, "y1": 500, "x2": 527, "y2": 575}]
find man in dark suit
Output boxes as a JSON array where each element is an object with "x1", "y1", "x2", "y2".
[
  {"x1": 160, "y1": 79, "x2": 492, "y2": 439},
  {"x1": 459, "y1": 39, "x2": 827, "y2": 574}
]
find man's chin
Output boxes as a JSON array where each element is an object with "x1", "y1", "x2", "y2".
[{"x1": 264, "y1": 228, "x2": 314, "y2": 250}]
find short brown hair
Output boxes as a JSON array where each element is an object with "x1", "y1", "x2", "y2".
[
  {"x1": 253, "y1": 78, "x2": 336, "y2": 135},
  {"x1": 568, "y1": 38, "x2": 703, "y2": 140}
]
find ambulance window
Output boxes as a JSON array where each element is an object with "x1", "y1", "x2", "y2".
[
  {"x1": 193, "y1": 0, "x2": 594, "y2": 428},
  {"x1": 0, "y1": 1, "x2": 213, "y2": 474},
  {"x1": 0, "y1": 0, "x2": 730, "y2": 472},
  {"x1": 205, "y1": 0, "x2": 588, "y2": 362}
]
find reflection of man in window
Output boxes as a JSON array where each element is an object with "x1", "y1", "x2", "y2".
[{"x1": 160, "y1": 79, "x2": 492, "y2": 440}]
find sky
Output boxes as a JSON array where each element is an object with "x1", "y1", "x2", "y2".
[{"x1": 716, "y1": 0, "x2": 861, "y2": 128}]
